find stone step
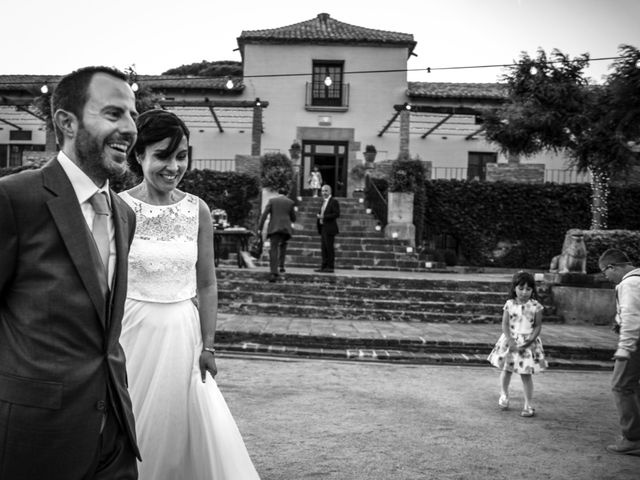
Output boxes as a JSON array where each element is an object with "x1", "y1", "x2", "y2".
[
  {"x1": 214, "y1": 332, "x2": 611, "y2": 363},
  {"x1": 286, "y1": 246, "x2": 414, "y2": 255},
  {"x1": 219, "y1": 291, "x2": 501, "y2": 315},
  {"x1": 220, "y1": 282, "x2": 506, "y2": 303},
  {"x1": 218, "y1": 301, "x2": 500, "y2": 323},
  {"x1": 284, "y1": 249, "x2": 416, "y2": 260},
  {"x1": 262, "y1": 256, "x2": 428, "y2": 270},
  {"x1": 216, "y1": 269, "x2": 510, "y2": 292}
]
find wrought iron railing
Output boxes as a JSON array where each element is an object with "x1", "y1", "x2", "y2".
[
  {"x1": 364, "y1": 174, "x2": 387, "y2": 227},
  {"x1": 191, "y1": 159, "x2": 235, "y2": 171},
  {"x1": 431, "y1": 166, "x2": 591, "y2": 184},
  {"x1": 305, "y1": 83, "x2": 350, "y2": 109}
]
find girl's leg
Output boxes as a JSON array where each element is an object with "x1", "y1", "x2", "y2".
[
  {"x1": 521, "y1": 374, "x2": 534, "y2": 408},
  {"x1": 499, "y1": 370, "x2": 512, "y2": 409},
  {"x1": 500, "y1": 370, "x2": 512, "y2": 397}
]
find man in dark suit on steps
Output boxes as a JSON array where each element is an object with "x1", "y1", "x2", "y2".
[
  {"x1": 259, "y1": 187, "x2": 297, "y2": 282},
  {"x1": 0, "y1": 66, "x2": 140, "y2": 479},
  {"x1": 315, "y1": 184, "x2": 340, "y2": 273}
]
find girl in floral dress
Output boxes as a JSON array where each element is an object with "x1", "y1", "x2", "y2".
[
  {"x1": 488, "y1": 271, "x2": 548, "y2": 417},
  {"x1": 308, "y1": 166, "x2": 322, "y2": 197}
]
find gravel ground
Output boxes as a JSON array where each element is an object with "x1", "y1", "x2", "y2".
[{"x1": 214, "y1": 355, "x2": 639, "y2": 480}]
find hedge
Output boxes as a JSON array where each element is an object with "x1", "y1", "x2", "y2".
[
  {"x1": 422, "y1": 180, "x2": 640, "y2": 269},
  {"x1": 1, "y1": 164, "x2": 260, "y2": 229}
]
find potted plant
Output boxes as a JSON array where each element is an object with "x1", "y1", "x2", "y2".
[
  {"x1": 288, "y1": 141, "x2": 301, "y2": 161},
  {"x1": 363, "y1": 144, "x2": 377, "y2": 164}
]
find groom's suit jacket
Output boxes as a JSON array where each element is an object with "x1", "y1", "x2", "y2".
[{"x1": 0, "y1": 158, "x2": 139, "y2": 479}]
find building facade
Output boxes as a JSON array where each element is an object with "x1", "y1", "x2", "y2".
[{"x1": 0, "y1": 13, "x2": 589, "y2": 192}]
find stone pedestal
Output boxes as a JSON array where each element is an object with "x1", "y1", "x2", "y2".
[
  {"x1": 542, "y1": 272, "x2": 615, "y2": 325},
  {"x1": 384, "y1": 192, "x2": 415, "y2": 247}
]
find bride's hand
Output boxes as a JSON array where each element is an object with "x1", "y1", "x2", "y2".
[{"x1": 199, "y1": 351, "x2": 218, "y2": 382}]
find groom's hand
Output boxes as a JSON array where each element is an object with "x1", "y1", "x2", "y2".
[{"x1": 199, "y1": 351, "x2": 218, "y2": 382}]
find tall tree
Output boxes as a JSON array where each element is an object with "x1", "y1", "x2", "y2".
[{"x1": 484, "y1": 46, "x2": 640, "y2": 229}]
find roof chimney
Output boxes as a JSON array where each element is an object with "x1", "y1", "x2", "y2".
[{"x1": 317, "y1": 13, "x2": 330, "y2": 23}]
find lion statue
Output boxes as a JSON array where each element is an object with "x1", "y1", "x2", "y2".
[{"x1": 549, "y1": 229, "x2": 587, "y2": 274}]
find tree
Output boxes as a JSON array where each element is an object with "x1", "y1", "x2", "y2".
[
  {"x1": 162, "y1": 60, "x2": 242, "y2": 77},
  {"x1": 484, "y1": 46, "x2": 640, "y2": 229}
]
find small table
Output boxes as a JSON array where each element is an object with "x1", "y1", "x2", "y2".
[{"x1": 213, "y1": 228, "x2": 254, "y2": 268}]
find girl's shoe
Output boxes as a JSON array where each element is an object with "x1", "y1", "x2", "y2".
[
  {"x1": 498, "y1": 395, "x2": 510, "y2": 410},
  {"x1": 520, "y1": 406, "x2": 536, "y2": 417}
]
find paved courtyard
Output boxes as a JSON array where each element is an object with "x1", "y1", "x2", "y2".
[{"x1": 216, "y1": 355, "x2": 638, "y2": 480}]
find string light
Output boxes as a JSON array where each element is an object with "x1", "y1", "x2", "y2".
[
  {"x1": 225, "y1": 77, "x2": 234, "y2": 89},
  {"x1": 130, "y1": 83, "x2": 139, "y2": 92},
  {"x1": 40, "y1": 83, "x2": 48, "y2": 94},
  {"x1": 0, "y1": 56, "x2": 623, "y2": 89},
  {"x1": 590, "y1": 168, "x2": 610, "y2": 229},
  {"x1": 323, "y1": 75, "x2": 332, "y2": 87}
]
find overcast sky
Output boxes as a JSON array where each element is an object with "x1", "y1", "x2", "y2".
[{"x1": 4, "y1": 0, "x2": 639, "y2": 84}]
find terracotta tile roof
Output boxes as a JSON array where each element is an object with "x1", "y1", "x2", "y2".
[
  {"x1": 0, "y1": 75, "x2": 59, "y2": 93},
  {"x1": 238, "y1": 13, "x2": 416, "y2": 56},
  {"x1": 408, "y1": 81, "x2": 508, "y2": 100}
]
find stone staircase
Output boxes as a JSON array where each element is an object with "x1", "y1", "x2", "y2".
[
  {"x1": 260, "y1": 196, "x2": 427, "y2": 271},
  {"x1": 217, "y1": 268, "x2": 510, "y2": 324}
]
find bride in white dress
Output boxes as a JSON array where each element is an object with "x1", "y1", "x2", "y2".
[{"x1": 119, "y1": 109, "x2": 260, "y2": 480}]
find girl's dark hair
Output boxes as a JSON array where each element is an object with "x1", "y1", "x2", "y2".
[
  {"x1": 508, "y1": 270, "x2": 538, "y2": 300},
  {"x1": 127, "y1": 109, "x2": 190, "y2": 176}
]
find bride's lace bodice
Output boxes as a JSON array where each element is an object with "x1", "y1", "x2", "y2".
[{"x1": 120, "y1": 191, "x2": 199, "y2": 303}]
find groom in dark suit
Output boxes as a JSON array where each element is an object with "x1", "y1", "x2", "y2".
[
  {"x1": 0, "y1": 66, "x2": 140, "y2": 479},
  {"x1": 315, "y1": 184, "x2": 340, "y2": 273}
]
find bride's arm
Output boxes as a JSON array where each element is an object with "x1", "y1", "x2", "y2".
[{"x1": 196, "y1": 198, "x2": 218, "y2": 382}]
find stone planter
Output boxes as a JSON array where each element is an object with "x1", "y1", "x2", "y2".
[{"x1": 384, "y1": 191, "x2": 415, "y2": 246}]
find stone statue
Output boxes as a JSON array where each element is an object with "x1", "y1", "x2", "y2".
[{"x1": 549, "y1": 229, "x2": 587, "y2": 274}]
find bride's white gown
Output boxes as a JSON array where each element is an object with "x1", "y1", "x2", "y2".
[{"x1": 119, "y1": 191, "x2": 260, "y2": 480}]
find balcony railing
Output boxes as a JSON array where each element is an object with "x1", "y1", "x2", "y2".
[
  {"x1": 430, "y1": 167, "x2": 591, "y2": 184},
  {"x1": 191, "y1": 159, "x2": 235, "y2": 171},
  {"x1": 305, "y1": 82, "x2": 350, "y2": 110}
]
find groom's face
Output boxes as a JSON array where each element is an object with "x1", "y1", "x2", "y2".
[{"x1": 75, "y1": 73, "x2": 138, "y2": 184}]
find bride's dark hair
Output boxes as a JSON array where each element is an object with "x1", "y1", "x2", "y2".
[{"x1": 127, "y1": 109, "x2": 190, "y2": 176}]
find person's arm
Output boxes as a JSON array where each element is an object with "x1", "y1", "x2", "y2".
[
  {"x1": 614, "y1": 280, "x2": 640, "y2": 360},
  {"x1": 196, "y1": 198, "x2": 218, "y2": 381},
  {"x1": 501, "y1": 307, "x2": 518, "y2": 352},
  {"x1": 323, "y1": 199, "x2": 340, "y2": 220},
  {"x1": 258, "y1": 200, "x2": 271, "y2": 232},
  {"x1": 290, "y1": 201, "x2": 297, "y2": 223},
  {"x1": 521, "y1": 310, "x2": 542, "y2": 348},
  {"x1": 0, "y1": 184, "x2": 18, "y2": 296}
]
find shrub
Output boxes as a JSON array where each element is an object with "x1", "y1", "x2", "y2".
[{"x1": 260, "y1": 152, "x2": 293, "y2": 192}]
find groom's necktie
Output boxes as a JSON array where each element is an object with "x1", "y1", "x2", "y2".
[{"x1": 89, "y1": 191, "x2": 110, "y2": 279}]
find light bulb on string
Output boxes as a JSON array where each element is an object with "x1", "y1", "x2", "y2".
[
  {"x1": 40, "y1": 83, "x2": 48, "y2": 94},
  {"x1": 131, "y1": 83, "x2": 139, "y2": 92},
  {"x1": 324, "y1": 75, "x2": 332, "y2": 87},
  {"x1": 225, "y1": 77, "x2": 234, "y2": 89}
]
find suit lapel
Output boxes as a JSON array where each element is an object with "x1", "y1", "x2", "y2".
[
  {"x1": 43, "y1": 160, "x2": 108, "y2": 328},
  {"x1": 107, "y1": 191, "x2": 131, "y2": 331}
]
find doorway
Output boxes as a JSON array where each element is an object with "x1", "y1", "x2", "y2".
[{"x1": 302, "y1": 141, "x2": 348, "y2": 197}]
